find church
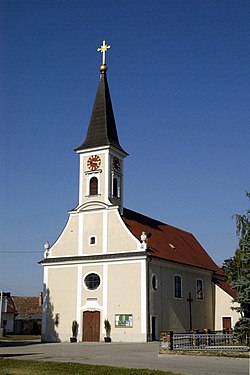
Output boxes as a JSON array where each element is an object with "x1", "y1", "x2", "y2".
[{"x1": 40, "y1": 41, "x2": 228, "y2": 343}]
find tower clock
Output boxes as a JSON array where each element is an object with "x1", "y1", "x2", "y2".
[{"x1": 87, "y1": 155, "x2": 101, "y2": 171}]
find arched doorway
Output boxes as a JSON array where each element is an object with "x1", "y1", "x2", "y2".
[{"x1": 82, "y1": 311, "x2": 100, "y2": 341}]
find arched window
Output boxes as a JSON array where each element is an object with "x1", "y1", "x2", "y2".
[
  {"x1": 90, "y1": 177, "x2": 98, "y2": 195},
  {"x1": 113, "y1": 177, "x2": 118, "y2": 197},
  {"x1": 196, "y1": 279, "x2": 204, "y2": 300},
  {"x1": 174, "y1": 275, "x2": 182, "y2": 298}
]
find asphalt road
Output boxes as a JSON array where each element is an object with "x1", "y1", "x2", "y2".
[{"x1": 0, "y1": 341, "x2": 249, "y2": 375}]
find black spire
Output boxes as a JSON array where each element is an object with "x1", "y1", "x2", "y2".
[{"x1": 75, "y1": 71, "x2": 127, "y2": 154}]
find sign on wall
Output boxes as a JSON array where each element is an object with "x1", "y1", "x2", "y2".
[{"x1": 115, "y1": 314, "x2": 133, "y2": 328}]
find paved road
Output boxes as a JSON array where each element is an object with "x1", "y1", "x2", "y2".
[{"x1": 0, "y1": 341, "x2": 249, "y2": 375}]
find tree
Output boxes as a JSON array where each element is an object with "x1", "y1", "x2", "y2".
[
  {"x1": 224, "y1": 192, "x2": 250, "y2": 343},
  {"x1": 221, "y1": 253, "x2": 241, "y2": 283}
]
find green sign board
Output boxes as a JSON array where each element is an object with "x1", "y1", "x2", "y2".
[{"x1": 115, "y1": 314, "x2": 133, "y2": 328}]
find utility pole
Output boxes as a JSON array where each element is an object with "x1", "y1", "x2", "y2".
[{"x1": 0, "y1": 289, "x2": 3, "y2": 337}]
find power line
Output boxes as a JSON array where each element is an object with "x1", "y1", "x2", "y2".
[
  {"x1": 0, "y1": 251, "x2": 43, "y2": 254},
  {"x1": 0, "y1": 283, "x2": 28, "y2": 296}
]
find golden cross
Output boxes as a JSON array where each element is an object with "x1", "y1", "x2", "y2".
[{"x1": 97, "y1": 40, "x2": 111, "y2": 65}]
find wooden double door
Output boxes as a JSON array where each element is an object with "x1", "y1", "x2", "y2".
[{"x1": 82, "y1": 311, "x2": 100, "y2": 342}]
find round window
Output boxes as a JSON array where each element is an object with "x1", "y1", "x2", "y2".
[
  {"x1": 152, "y1": 274, "x2": 158, "y2": 291},
  {"x1": 84, "y1": 273, "x2": 100, "y2": 290}
]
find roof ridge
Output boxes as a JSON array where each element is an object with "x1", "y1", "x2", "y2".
[{"x1": 123, "y1": 207, "x2": 194, "y2": 236}]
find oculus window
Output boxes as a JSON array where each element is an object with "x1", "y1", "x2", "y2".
[
  {"x1": 152, "y1": 274, "x2": 158, "y2": 291},
  {"x1": 84, "y1": 273, "x2": 100, "y2": 290}
]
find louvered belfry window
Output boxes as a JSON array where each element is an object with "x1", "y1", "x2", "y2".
[
  {"x1": 90, "y1": 177, "x2": 98, "y2": 195},
  {"x1": 113, "y1": 177, "x2": 118, "y2": 197}
]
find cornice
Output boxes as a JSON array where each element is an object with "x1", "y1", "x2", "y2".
[{"x1": 39, "y1": 250, "x2": 148, "y2": 265}]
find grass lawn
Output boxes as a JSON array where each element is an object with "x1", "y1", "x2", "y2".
[
  {"x1": 0, "y1": 359, "x2": 181, "y2": 375},
  {"x1": 0, "y1": 335, "x2": 41, "y2": 342}
]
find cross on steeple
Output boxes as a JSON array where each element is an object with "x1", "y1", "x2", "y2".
[{"x1": 97, "y1": 40, "x2": 111, "y2": 65}]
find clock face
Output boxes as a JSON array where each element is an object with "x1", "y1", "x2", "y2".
[
  {"x1": 113, "y1": 157, "x2": 120, "y2": 171},
  {"x1": 87, "y1": 155, "x2": 101, "y2": 171}
]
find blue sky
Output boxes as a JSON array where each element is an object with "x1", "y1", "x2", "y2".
[{"x1": 1, "y1": 0, "x2": 249, "y2": 296}]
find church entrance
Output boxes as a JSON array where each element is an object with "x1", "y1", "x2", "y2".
[{"x1": 82, "y1": 311, "x2": 100, "y2": 342}]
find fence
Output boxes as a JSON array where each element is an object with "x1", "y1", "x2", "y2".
[{"x1": 160, "y1": 331, "x2": 249, "y2": 352}]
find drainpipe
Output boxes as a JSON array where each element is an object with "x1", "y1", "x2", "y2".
[
  {"x1": 140, "y1": 232, "x2": 152, "y2": 342},
  {"x1": 146, "y1": 254, "x2": 152, "y2": 341}
]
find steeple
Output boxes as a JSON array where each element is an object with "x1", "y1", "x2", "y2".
[
  {"x1": 75, "y1": 41, "x2": 127, "y2": 212},
  {"x1": 75, "y1": 41, "x2": 127, "y2": 155}
]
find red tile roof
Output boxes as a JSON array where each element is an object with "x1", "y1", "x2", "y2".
[
  {"x1": 7, "y1": 296, "x2": 42, "y2": 319},
  {"x1": 123, "y1": 208, "x2": 225, "y2": 277}
]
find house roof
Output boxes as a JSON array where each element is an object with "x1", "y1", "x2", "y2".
[
  {"x1": 7, "y1": 296, "x2": 42, "y2": 319},
  {"x1": 123, "y1": 208, "x2": 225, "y2": 277},
  {"x1": 215, "y1": 279, "x2": 238, "y2": 298},
  {"x1": 75, "y1": 70, "x2": 127, "y2": 155}
]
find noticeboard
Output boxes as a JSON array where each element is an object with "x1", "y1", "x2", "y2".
[{"x1": 115, "y1": 314, "x2": 133, "y2": 328}]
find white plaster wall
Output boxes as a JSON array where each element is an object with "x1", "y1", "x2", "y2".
[
  {"x1": 43, "y1": 266, "x2": 78, "y2": 342},
  {"x1": 149, "y1": 260, "x2": 215, "y2": 334},
  {"x1": 80, "y1": 151, "x2": 110, "y2": 206},
  {"x1": 107, "y1": 260, "x2": 147, "y2": 342},
  {"x1": 214, "y1": 285, "x2": 240, "y2": 331},
  {"x1": 107, "y1": 210, "x2": 139, "y2": 253},
  {"x1": 50, "y1": 215, "x2": 78, "y2": 257},
  {"x1": 81, "y1": 211, "x2": 104, "y2": 254}
]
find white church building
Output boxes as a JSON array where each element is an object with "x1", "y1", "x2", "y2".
[{"x1": 40, "y1": 42, "x2": 237, "y2": 343}]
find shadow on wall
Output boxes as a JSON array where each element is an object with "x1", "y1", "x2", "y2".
[{"x1": 41, "y1": 286, "x2": 60, "y2": 343}]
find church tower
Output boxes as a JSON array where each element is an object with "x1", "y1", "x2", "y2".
[
  {"x1": 75, "y1": 41, "x2": 128, "y2": 213},
  {"x1": 41, "y1": 42, "x2": 146, "y2": 343}
]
